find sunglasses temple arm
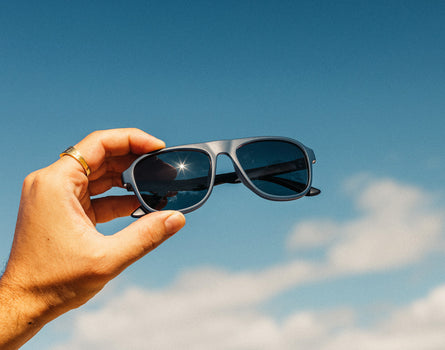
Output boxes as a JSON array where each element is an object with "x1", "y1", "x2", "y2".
[
  {"x1": 128, "y1": 158, "x2": 320, "y2": 217},
  {"x1": 306, "y1": 186, "x2": 321, "y2": 196},
  {"x1": 214, "y1": 172, "x2": 241, "y2": 185},
  {"x1": 214, "y1": 171, "x2": 321, "y2": 196},
  {"x1": 213, "y1": 159, "x2": 301, "y2": 186},
  {"x1": 131, "y1": 207, "x2": 148, "y2": 218},
  {"x1": 130, "y1": 185, "x2": 320, "y2": 218}
]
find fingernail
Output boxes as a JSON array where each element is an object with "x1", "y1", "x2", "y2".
[
  {"x1": 164, "y1": 212, "x2": 185, "y2": 234},
  {"x1": 155, "y1": 139, "x2": 166, "y2": 148},
  {"x1": 150, "y1": 136, "x2": 166, "y2": 149}
]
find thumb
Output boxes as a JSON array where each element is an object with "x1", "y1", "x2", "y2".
[{"x1": 107, "y1": 211, "x2": 186, "y2": 273}]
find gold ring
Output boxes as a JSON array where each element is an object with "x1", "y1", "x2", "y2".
[{"x1": 60, "y1": 146, "x2": 91, "y2": 176}]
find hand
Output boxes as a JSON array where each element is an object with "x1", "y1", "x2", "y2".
[{"x1": 0, "y1": 128, "x2": 186, "y2": 349}]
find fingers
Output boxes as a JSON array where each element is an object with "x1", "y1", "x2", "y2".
[
  {"x1": 106, "y1": 211, "x2": 186, "y2": 272},
  {"x1": 74, "y1": 128, "x2": 165, "y2": 174},
  {"x1": 88, "y1": 173, "x2": 123, "y2": 196},
  {"x1": 57, "y1": 128, "x2": 166, "y2": 197},
  {"x1": 91, "y1": 195, "x2": 140, "y2": 223},
  {"x1": 87, "y1": 154, "x2": 139, "y2": 195},
  {"x1": 87, "y1": 154, "x2": 139, "y2": 182},
  {"x1": 56, "y1": 128, "x2": 167, "y2": 222}
]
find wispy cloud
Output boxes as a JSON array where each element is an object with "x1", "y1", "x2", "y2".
[
  {"x1": 51, "y1": 176, "x2": 445, "y2": 350},
  {"x1": 289, "y1": 174, "x2": 445, "y2": 272},
  {"x1": 320, "y1": 285, "x2": 445, "y2": 350}
]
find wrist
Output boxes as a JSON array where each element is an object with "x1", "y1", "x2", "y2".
[{"x1": 0, "y1": 273, "x2": 50, "y2": 349}]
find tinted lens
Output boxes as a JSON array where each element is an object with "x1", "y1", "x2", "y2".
[
  {"x1": 133, "y1": 150, "x2": 212, "y2": 211},
  {"x1": 236, "y1": 140, "x2": 309, "y2": 196}
]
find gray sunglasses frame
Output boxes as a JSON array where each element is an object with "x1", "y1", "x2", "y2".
[{"x1": 122, "y1": 136, "x2": 319, "y2": 216}]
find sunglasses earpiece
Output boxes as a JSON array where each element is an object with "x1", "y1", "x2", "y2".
[
  {"x1": 306, "y1": 187, "x2": 321, "y2": 196},
  {"x1": 131, "y1": 207, "x2": 147, "y2": 218}
]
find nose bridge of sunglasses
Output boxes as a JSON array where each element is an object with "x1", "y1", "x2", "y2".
[
  {"x1": 215, "y1": 153, "x2": 238, "y2": 175},
  {"x1": 209, "y1": 153, "x2": 240, "y2": 185}
]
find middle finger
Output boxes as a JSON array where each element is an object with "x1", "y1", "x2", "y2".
[
  {"x1": 88, "y1": 154, "x2": 139, "y2": 182},
  {"x1": 88, "y1": 172, "x2": 124, "y2": 196}
]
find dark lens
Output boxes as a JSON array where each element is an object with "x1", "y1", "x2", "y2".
[
  {"x1": 133, "y1": 150, "x2": 211, "y2": 211},
  {"x1": 236, "y1": 140, "x2": 309, "y2": 197}
]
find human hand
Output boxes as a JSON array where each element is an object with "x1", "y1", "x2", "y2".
[{"x1": 0, "y1": 128, "x2": 185, "y2": 349}]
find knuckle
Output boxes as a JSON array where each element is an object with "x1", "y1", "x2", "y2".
[
  {"x1": 139, "y1": 225, "x2": 164, "y2": 252},
  {"x1": 86, "y1": 129, "x2": 105, "y2": 142},
  {"x1": 24, "y1": 166, "x2": 68, "y2": 197},
  {"x1": 82, "y1": 248, "x2": 115, "y2": 280},
  {"x1": 23, "y1": 169, "x2": 50, "y2": 189},
  {"x1": 22, "y1": 171, "x2": 38, "y2": 188}
]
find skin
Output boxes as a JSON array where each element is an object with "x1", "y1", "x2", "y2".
[{"x1": 0, "y1": 128, "x2": 186, "y2": 349}]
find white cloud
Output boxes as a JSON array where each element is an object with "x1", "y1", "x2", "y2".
[
  {"x1": 51, "y1": 261, "x2": 336, "y2": 350},
  {"x1": 49, "y1": 266, "x2": 352, "y2": 350},
  {"x1": 50, "y1": 176, "x2": 445, "y2": 350},
  {"x1": 289, "y1": 176, "x2": 445, "y2": 272},
  {"x1": 52, "y1": 280, "x2": 445, "y2": 350},
  {"x1": 321, "y1": 285, "x2": 445, "y2": 350},
  {"x1": 286, "y1": 219, "x2": 339, "y2": 250}
]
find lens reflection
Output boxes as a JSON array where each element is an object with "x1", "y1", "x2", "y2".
[
  {"x1": 236, "y1": 141, "x2": 309, "y2": 196},
  {"x1": 134, "y1": 150, "x2": 211, "y2": 211}
]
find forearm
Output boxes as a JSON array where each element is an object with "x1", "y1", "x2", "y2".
[{"x1": 0, "y1": 276, "x2": 47, "y2": 350}]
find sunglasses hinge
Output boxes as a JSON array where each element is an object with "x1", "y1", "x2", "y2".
[{"x1": 123, "y1": 183, "x2": 133, "y2": 192}]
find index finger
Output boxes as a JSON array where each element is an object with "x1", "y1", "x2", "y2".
[{"x1": 74, "y1": 128, "x2": 165, "y2": 174}]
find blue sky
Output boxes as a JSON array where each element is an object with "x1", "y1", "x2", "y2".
[{"x1": 1, "y1": 1, "x2": 445, "y2": 349}]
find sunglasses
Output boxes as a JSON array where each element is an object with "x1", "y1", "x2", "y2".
[{"x1": 122, "y1": 137, "x2": 320, "y2": 217}]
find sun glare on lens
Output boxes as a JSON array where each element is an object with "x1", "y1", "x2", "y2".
[{"x1": 176, "y1": 161, "x2": 188, "y2": 173}]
